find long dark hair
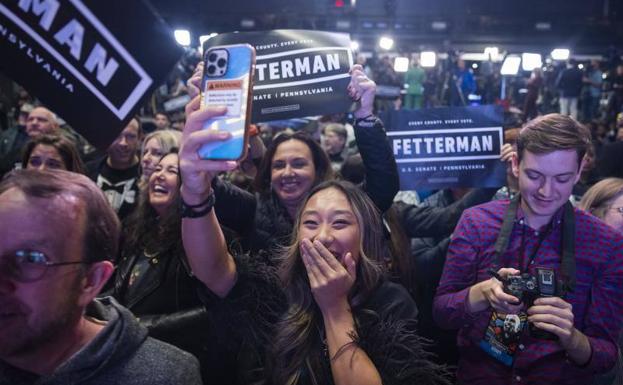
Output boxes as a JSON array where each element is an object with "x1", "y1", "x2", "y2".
[
  {"x1": 271, "y1": 180, "x2": 385, "y2": 385},
  {"x1": 254, "y1": 131, "x2": 333, "y2": 195},
  {"x1": 122, "y1": 151, "x2": 182, "y2": 259},
  {"x1": 21, "y1": 134, "x2": 85, "y2": 174}
]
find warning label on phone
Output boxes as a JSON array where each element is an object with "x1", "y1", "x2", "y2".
[
  {"x1": 205, "y1": 89, "x2": 243, "y2": 116},
  {"x1": 207, "y1": 80, "x2": 243, "y2": 90}
]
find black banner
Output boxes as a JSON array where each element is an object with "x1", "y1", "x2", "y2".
[
  {"x1": 204, "y1": 30, "x2": 354, "y2": 122},
  {"x1": 0, "y1": 0, "x2": 183, "y2": 148},
  {"x1": 382, "y1": 105, "x2": 506, "y2": 190}
]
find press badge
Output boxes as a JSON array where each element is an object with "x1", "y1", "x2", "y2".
[{"x1": 478, "y1": 311, "x2": 527, "y2": 366}]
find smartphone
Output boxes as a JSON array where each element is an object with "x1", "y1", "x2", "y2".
[{"x1": 198, "y1": 44, "x2": 255, "y2": 160}]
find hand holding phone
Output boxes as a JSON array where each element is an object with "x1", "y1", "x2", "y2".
[{"x1": 199, "y1": 44, "x2": 255, "y2": 160}]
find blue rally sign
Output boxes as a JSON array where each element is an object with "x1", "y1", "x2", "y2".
[
  {"x1": 0, "y1": 0, "x2": 183, "y2": 148},
  {"x1": 382, "y1": 105, "x2": 507, "y2": 190},
  {"x1": 204, "y1": 30, "x2": 354, "y2": 123}
]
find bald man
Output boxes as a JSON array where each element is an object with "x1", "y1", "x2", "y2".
[{"x1": 25, "y1": 107, "x2": 59, "y2": 138}]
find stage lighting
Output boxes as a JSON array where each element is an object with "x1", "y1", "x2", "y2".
[
  {"x1": 336, "y1": 20, "x2": 351, "y2": 29},
  {"x1": 240, "y1": 18, "x2": 255, "y2": 28},
  {"x1": 551, "y1": 48, "x2": 570, "y2": 61},
  {"x1": 522, "y1": 53, "x2": 542, "y2": 71},
  {"x1": 379, "y1": 36, "x2": 394, "y2": 50},
  {"x1": 578, "y1": 63, "x2": 584, "y2": 70},
  {"x1": 350, "y1": 41, "x2": 360, "y2": 51},
  {"x1": 394, "y1": 57, "x2": 409, "y2": 72},
  {"x1": 472, "y1": 63, "x2": 478, "y2": 69},
  {"x1": 484, "y1": 46, "x2": 499, "y2": 58},
  {"x1": 431, "y1": 21, "x2": 447, "y2": 31},
  {"x1": 421, "y1": 51, "x2": 436, "y2": 67},
  {"x1": 174, "y1": 29, "x2": 191, "y2": 46},
  {"x1": 198, "y1": 33, "x2": 218, "y2": 53},
  {"x1": 501, "y1": 56, "x2": 521, "y2": 75}
]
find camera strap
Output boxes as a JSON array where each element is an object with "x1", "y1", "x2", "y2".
[{"x1": 493, "y1": 194, "x2": 577, "y2": 293}]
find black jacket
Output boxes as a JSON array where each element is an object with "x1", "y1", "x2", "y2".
[
  {"x1": 197, "y1": 253, "x2": 451, "y2": 385},
  {"x1": 216, "y1": 117, "x2": 400, "y2": 254},
  {"x1": 397, "y1": 188, "x2": 497, "y2": 238}
]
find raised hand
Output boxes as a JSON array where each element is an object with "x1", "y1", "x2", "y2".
[
  {"x1": 186, "y1": 61, "x2": 204, "y2": 100},
  {"x1": 300, "y1": 238, "x2": 357, "y2": 314},
  {"x1": 179, "y1": 96, "x2": 237, "y2": 203},
  {"x1": 348, "y1": 64, "x2": 376, "y2": 119}
]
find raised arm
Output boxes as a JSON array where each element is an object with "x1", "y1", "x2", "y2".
[
  {"x1": 348, "y1": 64, "x2": 399, "y2": 213},
  {"x1": 179, "y1": 97, "x2": 238, "y2": 297}
]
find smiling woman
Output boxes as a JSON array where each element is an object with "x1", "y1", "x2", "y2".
[
  {"x1": 204, "y1": 64, "x2": 400, "y2": 257},
  {"x1": 107, "y1": 149, "x2": 217, "y2": 382}
]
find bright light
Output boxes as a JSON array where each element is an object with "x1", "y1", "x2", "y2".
[
  {"x1": 578, "y1": 63, "x2": 584, "y2": 70},
  {"x1": 431, "y1": 21, "x2": 447, "y2": 31},
  {"x1": 602, "y1": 73, "x2": 607, "y2": 79},
  {"x1": 472, "y1": 63, "x2": 478, "y2": 69},
  {"x1": 522, "y1": 53, "x2": 542, "y2": 71},
  {"x1": 379, "y1": 36, "x2": 394, "y2": 50},
  {"x1": 501, "y1": 55, "x2": 521, "y2": 75},
  {"x1": 421, "y1": 51, "x2": 436, "y2": 68},
  {"x1": 484, "y1": 46, "x2": 499, "y2": 58},
  {"x1": 394, "y1": 57, "x2": 409, "y2": 72},
  {"x1": 350, "y1": 41, "x2": 360, "y2": 51},
  {"x1": 174, "y1": 29, "x2": 191, "y2": 46},
  {"x1": 198, "y1": 33, "x2": 218, "y2": 54},
  {"x1": 240, "y1": 18, "x2": 255, "y2": 28},
  {"x1": 336, "y1": 20, "x2": 351, "y2": 29},
  {"x1": 551, "y1": 48, "x2": 570, "y2": 61}
]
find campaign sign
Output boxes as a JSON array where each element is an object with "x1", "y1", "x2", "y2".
[
  {"x1": 204, "y1": 30, "x2": 354, "y2": 123},
  {"x1": 0, "y1": 0, "x2": 183, "y2": 148},
  {"x1": 383, "y1": 105, "x2": 506, "y2": 190}
]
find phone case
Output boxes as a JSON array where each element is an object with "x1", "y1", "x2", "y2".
[{"x1": 198, "y1": 44, "x2": 255, "y2": 160}]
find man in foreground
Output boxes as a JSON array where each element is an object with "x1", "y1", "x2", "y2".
[{"x1": 0, "y1": 170, "x2": 202, "y2": 384}]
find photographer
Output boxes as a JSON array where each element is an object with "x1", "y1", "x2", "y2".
[{"x1": 433, "y1": 114, "x2": 623, "y2": 384}]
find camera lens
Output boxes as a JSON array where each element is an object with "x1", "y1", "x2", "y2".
[
  {"x1": 207, "y1": 65, "x2": 216, "y2": 75},
  {"x1": 217, "y1": 58, "x2": 227, "y2": 68},
  {"x1": 208, "y1": 53, "x2": 217, "y2": 62}
]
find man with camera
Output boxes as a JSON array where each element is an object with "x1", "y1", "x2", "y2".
[{"x1": 433, "y1": 114, "x2": 623, "y2": 384}]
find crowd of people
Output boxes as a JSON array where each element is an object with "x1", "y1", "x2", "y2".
[{"x1": 0, "y1": 52, "x2": 623, "y2": 385}]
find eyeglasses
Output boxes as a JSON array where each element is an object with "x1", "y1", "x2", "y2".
[{"x1": 2, "y1": 250, "x2": 87, "y2": 283}]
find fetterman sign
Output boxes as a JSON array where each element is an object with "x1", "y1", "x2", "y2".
[
  {"x1": 205, "y1": 30, "x2": 354, "y2": 123},
  {"x1": 0, "y1": 0, "x2": 183, "y2": 148},
  {"x1": 382, "y1": 105, "x2": 507, "y2": 190}
]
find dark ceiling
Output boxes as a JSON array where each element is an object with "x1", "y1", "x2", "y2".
[{"x1": 149, "y1": 0, "x2": 623, "y2": 55}]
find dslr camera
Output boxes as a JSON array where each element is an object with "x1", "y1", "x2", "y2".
[{"x1": 502, "y1": 268, "x2": 560, "y2": 340}]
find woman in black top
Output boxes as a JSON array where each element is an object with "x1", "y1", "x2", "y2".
[{"x1": 178, "y1": 100, "x2": 450, "y2": 385}]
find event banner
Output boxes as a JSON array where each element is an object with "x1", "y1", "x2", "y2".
[
  {"x1": 382, "y1": 105, "x2": 506, "y2": 190},
  {"x1": 204, "y1": 30, "x2": 354, "y2": 123},
  {"x1": 0, "y1": 0, "x2": 183, "y2": 148}
]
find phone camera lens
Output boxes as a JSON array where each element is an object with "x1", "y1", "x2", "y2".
[
  {"x1": 208, "y1": 53, "x2": 217, "y2": 62},
  {"x1": 217, "y1": 58, "x2": 227, "y2": 68},
  {"x1": 207, "y1": 65, "x2": 216, "y2": 75}
]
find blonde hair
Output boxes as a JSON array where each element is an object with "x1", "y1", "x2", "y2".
[
  {"x1": 579, "y1": 178, "x2": 623, "y2": 220},
  {"x1": 139, "y1": 129, "x2": 182, "y2": 185}
]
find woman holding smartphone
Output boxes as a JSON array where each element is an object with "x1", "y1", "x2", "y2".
[
  {"x1": 178, "y1": 99, "x2": 450, "y2": 384},
  {"x1": 188, "y1": 64, "x2": 400, "y2": 255}
]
